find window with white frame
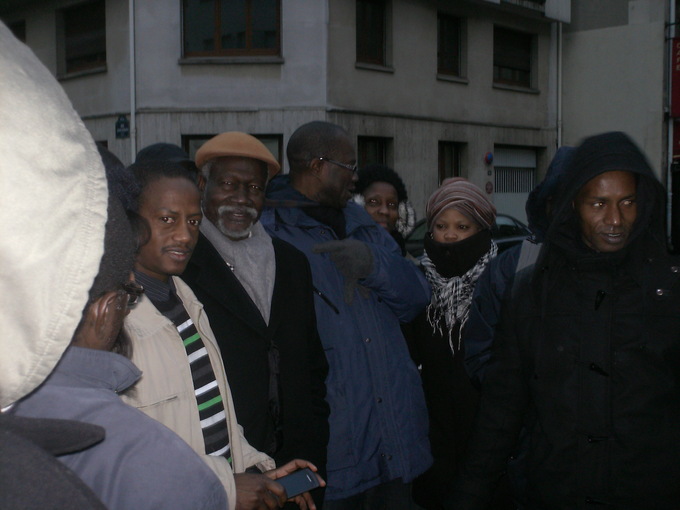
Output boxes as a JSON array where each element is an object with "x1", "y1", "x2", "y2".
[{"x1": 493, "y1": 145, "x2": 537, "y2": 221}]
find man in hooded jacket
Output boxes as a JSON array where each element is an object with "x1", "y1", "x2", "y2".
[{"x1": 449, "y1": 131, "x2": 680, "y2": 509}]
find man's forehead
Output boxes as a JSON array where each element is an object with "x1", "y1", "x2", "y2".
[{"x1": 579, "y1": 170, "x2": 637, "y2": 195}]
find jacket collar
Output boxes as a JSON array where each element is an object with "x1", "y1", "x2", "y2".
[
  {"x1": 125, "y1": 276, "x2": 201, "y2": 336},
  {"x1": 49, "y1": 346, "x2": 141, "y2": 394},
  {"x1": 188, "y1": 234, "x2": 270, "y2": 336},
  {"x1": 264, "y1": 177, "x2": 378, "y2": 237}
]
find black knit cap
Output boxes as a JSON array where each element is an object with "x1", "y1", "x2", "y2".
[
  {"x1": 97, "y1": 143, "x2": 140, "y2": 212},
  {"x1": 135, "y1": 142, "x2": 200, "y2": 180},
  {"x1": 87, "y1": 196, "x2": 136, "y2": 301},
  {"x1": 355, "y1": 164, "x2": 408, "y2": 202},
  {"x1": 135, "y1": 142, "x2": 190, "y2": 163}
]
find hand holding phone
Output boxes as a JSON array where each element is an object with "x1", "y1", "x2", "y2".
[{"x1": 276, "y1": 467, "x2": 321, "y2": 498}]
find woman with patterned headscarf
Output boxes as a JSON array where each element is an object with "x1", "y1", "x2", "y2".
[{"x1": 408, "y1": 177, "x2": 503, "y2": 509}]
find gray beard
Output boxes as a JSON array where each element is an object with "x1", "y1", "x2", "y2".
[{"x1": 216, "y1": 205, "x2": 258, "y2": 240}]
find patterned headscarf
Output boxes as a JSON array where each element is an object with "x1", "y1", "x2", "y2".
[
  {"x1": 423, "y1": 177, "x2": 498, "y2": 357},
  {"x1": 426, "y1": 177, "x2": 496, "y2": 231}
]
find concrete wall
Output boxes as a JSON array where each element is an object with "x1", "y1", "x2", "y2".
[
  {"x1": 133, "y1": 1, "x2": 328, "y2": 110},
  {"x1": 327, "y1": 0, "x2": 557, "y2": 217},
  {"x1": 562, "y1": 0, "x2": 667, "y2": 177},
  {"x1": 328, "y1": 0, "x2": 554, "y2": 126},
  {"x1": 2, "y1": 0, "x2": 559, "y2": 217},
  {"x1": 331, "y1": 111, "x2": 552, "y2": 220}
]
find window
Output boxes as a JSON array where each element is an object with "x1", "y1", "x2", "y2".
[
  {"x1": 8, "y1": 20, "x2": 26, "y2": 43},
  {"x1": 356, "y1": 0, "x2": 387, "y2": 66},
  {"x1": 437, "y1": 13, "x2": 461, "y2": 76},
  {"x1": 59, "y1": 1, "x2": 106, "y2": 75},
  {"x1": 358, "y1": 136, "x2": 391, "y2": 168},
  {"x1": 493, "y1": 146, "x2": 537, "y2": 221},
  {"x1": 493, "y1": 26, "x2": 533, "y2": 88},
  {"x1": 183, "y1": 0, "x2": 281, "y2": 57},
  {"x1": 183, "y1": 134, "x2": 283, "y2": 168},
  {"x1": 494, "y1": 146, "x2": 536, "y2": 193},
  {"x1": 494, "y1": 165, "x2": 535, "y2": 193},
  {"x1": 438, "y1": 142, "x2": 462, "y2": 183}
]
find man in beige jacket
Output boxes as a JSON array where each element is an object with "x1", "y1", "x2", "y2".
[{"x1": 122, "y1": 158, "x2": 323, "y2": 510}]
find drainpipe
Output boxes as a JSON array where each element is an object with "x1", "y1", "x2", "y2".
[
  {"x1": 557, "y1": 20, "x2": 563, "y2": 148},
  {"x1": 129, "y1": 0, "x2": 137, "y2": 161},
  {"x1": 668, "y1": 0, "x2": 676, "y2": 244}
]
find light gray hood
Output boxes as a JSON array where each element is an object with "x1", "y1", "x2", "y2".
[{"x1": 0, "y1": 22, "x2": 107, "y2": 408}]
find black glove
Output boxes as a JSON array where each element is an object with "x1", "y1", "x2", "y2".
[{"x1": 313, "y1": 239, "x2": 374, "y2": 304}]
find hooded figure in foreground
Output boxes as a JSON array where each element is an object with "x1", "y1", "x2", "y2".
[
  {"x1": 0, "y1": 21, "x2": 228, "y2": 510},
  {"x1": 449, "y1": 132, "x2": 680, "y2": 509}
]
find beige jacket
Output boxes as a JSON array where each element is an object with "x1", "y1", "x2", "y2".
[
  {"x1": 123, "y1": 277, "x2": 274, "y2": 508},
  {"x1": 0, "y1": 22, "x2": 107, "y2": 409}
]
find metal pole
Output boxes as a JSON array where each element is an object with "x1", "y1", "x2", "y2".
[
  {"x1": 557, "y1": 21, "x2": 563, "y2": 148},
  {"x1": 668, "y1": 0, "x2": 676, "y2": 249},
  {"x1": 129, "y1": 0, "x2": 137, "y2": 162}
]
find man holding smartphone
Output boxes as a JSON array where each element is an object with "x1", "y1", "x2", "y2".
[{"x1": 122, "y1": 158, "x2": 324, "y2": 509}]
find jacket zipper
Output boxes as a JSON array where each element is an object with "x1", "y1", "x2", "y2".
[{"x1": 313, "y1": 286, "x2": 340, "y2": 314}]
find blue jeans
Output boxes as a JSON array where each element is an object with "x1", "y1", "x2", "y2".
[{"x1": 324, "y1": 479, "x2": 416, "y2": 510}]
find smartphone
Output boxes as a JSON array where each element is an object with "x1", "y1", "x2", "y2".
[{"x1": 276, "y1": 468, "x2": 321, "y2": 498}]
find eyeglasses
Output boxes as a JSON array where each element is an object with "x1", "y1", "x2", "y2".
[
  {"x1": 318, "y1": 157, "x2": 358, "y2": 175},
  {"x1": 121, "y1": 281, "x2": 144, "y2": 307}
]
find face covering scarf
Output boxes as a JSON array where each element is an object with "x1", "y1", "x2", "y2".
[{"x1": 421, "y1": 229, "x2": 497, "y2": 356}]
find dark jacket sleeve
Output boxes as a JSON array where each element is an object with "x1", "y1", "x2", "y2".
[
  {"x1": 463, "y1": 246, "x2": 521, "y2": 388},
  {"x1": 448, "y1": 275, "x2": 531, "y2": 509}
]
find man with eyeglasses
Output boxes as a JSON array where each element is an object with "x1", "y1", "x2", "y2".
[{"x1": 261, "y1": 121, "x2": 432, "y2": 509}]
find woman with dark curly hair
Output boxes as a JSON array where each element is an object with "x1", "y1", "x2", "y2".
[{"x1": 353, "y1": 164, "x2": 416, "y2": 255}]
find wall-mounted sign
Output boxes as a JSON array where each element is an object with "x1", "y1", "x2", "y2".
[{"x1": 115, "y1": 115, "x2": 130, "y2": 139}]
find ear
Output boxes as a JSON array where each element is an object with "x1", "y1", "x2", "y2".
[
  {"x1": 308, "y1": 158, "x2": 324, "y2": 180},
  {"x1": 197, "y1": 173, "x2": 207, "y2": 192},
  {"x1": 308, "y1": 157, "x2": 324, "y2": 177}
]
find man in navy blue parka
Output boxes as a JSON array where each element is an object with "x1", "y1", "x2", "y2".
[{"x1": 261, "y1": 121, "x2": 432, "y2": 508}]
